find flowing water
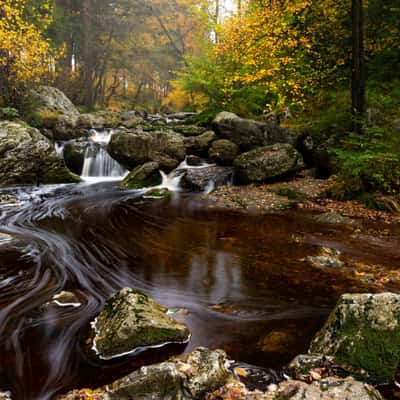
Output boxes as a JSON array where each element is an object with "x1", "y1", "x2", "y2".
[{"x1": 1, "y1": 151, "x2": 400, "y2": 399}]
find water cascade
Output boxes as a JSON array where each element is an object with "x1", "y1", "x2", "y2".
[{"x1": 80, "y1": 130, "x2": 127, "y2": 182}]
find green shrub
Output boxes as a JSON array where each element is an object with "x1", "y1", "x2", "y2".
[
  {"x1": 0, "y1": 107, "x2": 20, "y2": 120},
  {"x1": 332, "y1": 129, "x2": 400, "y2": 199}
]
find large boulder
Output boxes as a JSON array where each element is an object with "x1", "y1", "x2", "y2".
[
  {"x1": 120, "y1": 162, "x2": 162, "y2": 189},
  {"x1": 309, "y1": 292, "x2": 400, "y2": 384},
  {"x1": 209, "y1": 139, "x2": 239, "y2": 165},
  {"x1": 184, "y1": 130, "x2": 216, "y2": 157},
  {"x1": 76, "y1": 111, "x2": 131, "y2": 130},
  {"x1": 212, "y1": 112, "x2": 302, "y2": 152},
  {"x1": 91, "y1": 288, "x2": 190, "y2": 360},
  {"x1": 25, "y1": 86, "x2": 80, "y2": 140},
  {"x1": 181, "y1": 166, "x2": 234, "y2": 192},
  {"x1": 233, "y1": 144, "x2": 305, "y2": 184},
  {"x1": 0, "y1": 121, "x2": 80, "y2": 186},
  {"x1": 108, "y1": 130, "x2": 185, "y2": 171},
  {"x1": 59, "y1": 347, "x2": 231, "y2": 400}
]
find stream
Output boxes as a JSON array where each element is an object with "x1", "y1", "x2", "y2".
[{"x1": 1, "y1": 132, "x2": 400, "y2": 399}]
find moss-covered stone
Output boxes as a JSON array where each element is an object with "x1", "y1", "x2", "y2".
[
  {"x1": 309, "y1": 293, "x2": 400, "y2": 384},
  {"x1": 120, "y1": 162, "x2": 161, "y2": 189},
  {"x1": 143, "y1": 188, "x2": 172, "y2": 200},
  {"x1": 208, "y1": 139, "x2": 239, "y2": 165},
  {"x1": 0, "y1": 120, "x2": 80, "y2": 186},
  {"x1": 91, "y1": 288, "x2": 190, "y2": 360}
]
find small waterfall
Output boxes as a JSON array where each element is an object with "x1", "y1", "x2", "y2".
[
  {"x1": 81, "y1": 144, "x2": 126, "y2": 179},
  {"x1": 55, "y1": 142, "x2": 65, "y2": 157},
  {"x1": 158, "y1": 170, "x2": 185, "y2": 191}
]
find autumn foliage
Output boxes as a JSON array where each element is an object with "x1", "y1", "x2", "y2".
[{"x1": 0, "y1": 0, "x2": 57, "y2": 104}]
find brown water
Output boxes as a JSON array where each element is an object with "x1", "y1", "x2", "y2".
[{"x1": 0, "y1": 182, "x2": 399, "y2": 399}]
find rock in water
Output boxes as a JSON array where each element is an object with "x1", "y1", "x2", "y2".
[
  {"x1": 108, "y1": 130, "x2": 185, "y2": 171},
  {"x1": 120, "y1": 162, "x2": 161, "y2": 189},
  {"x1": 309, "y1": 292, "x2": 400, "y2": 383},
  {"x1": 234, "y1": 144, "x2": 304, "y2": 184},
  {"x1": 91, "y1": 288, "x2": 190, "y2": 360},
  {"x1": 0, "y1": 121, "x2": 80, "y2": 186},
  {"x1": 59, "y1": 347, "x2": 231, "y2": 400},
  {"x1": 181, "y1": 166, "x2": 234, "y2": 192}
]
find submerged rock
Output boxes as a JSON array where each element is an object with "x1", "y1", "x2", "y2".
[
  {"x1": 181, "y1": 166, "x2": 234, "y2": 192},
  {"x1": 50, "y1": 291, "x2": 81, "y2": 308},
  {"x1": 313, "y1": 212, "x2": 357, "y2": 226},
  {"x1": 208, "y1": 139, "x2": 239, "y2": 166},
  {"x1": 60, "y1": 347, "x2": 231, "y2": 400},
  {"x1": 91, "y1": 288, "x2": 190, "y2": 360},
  {"x1": 108, "y1": 130, "x2": 185, "y2": 171},
  {"x1": 120, "y1": 162, "x2": 161, "y2": 189},
  {"x1": 0, "y1": 121, "x2": 80, "y2": 186},
  {"x1": 309, "y1": 292, "x2": 400, "y2": 383},
  {"x1": 234, "y1": 144, "x2": 304, "y2": 184},
  {"x1": 304, "y1": 247, "x2": 344, "y2": 269}
]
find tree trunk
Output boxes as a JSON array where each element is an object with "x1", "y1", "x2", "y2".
[
  {"x1": 82, "y1": 0, "x2": 94, "y2": 109},
  {"x1": 351, "y1": 0, "x2": 366, "y2": 133}
]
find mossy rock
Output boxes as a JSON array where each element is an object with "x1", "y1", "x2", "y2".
[
  {"x1": 143, "y1": 188, "x2": 172, "y2": 200},
  {"x1": 91, "y1": 288, "x2": 190, "y2": 360},
  {"x1": 120, "y1": 162, "x2": 161, "y2": 189},
  {"x1": 309, "y1": 293, "x2": 400, "y2": 384}
]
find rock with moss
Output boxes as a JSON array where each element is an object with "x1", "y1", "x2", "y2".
[
  {"x1": 0, "y1": 121, "x2": 80, "y2": 187},
  {"x1": 209, "y1": 139, "x2": 239, "y2": 165},
  {"x1": 108, "y1": 130, "x2": 185, "y2": 171},
  {"x1": 309, "y1": 292, "x2": 400, "y2": 384},
  {"x1": 59, "y1": 347, "x2": 230, "y2": 400},
  {"x1": 24, "y1": 86, "x2": 81, "y2": 140},
  {"x1": 172, "y1": 125, "x2": 207, "y2": 137},
  {"x1": 120, "y1": 162, "x2": 161, "y2": 189},
  {"x1": 77, "y1": 111, "x2": 127, "y2": 130},
  {"x1": 143, "y1": 188, "x2": 172, "y2": 200},
  {"x1": 212, "y1": 112, "x2": 302, "y2": 152},
  {"x1": 184, "y1": 130, "x2": 217, "y2": 157},
  {"x1": 91, "y1": 288, "x2": 190, "y2": 360},
  {"x1": 234, "y1": 144, "x2": 305, "y2": 184}
]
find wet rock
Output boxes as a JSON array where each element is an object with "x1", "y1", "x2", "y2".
[
  {"x1": 0, "y1": 233, "x2": 14, "y2": 245},
  {"x1": 309, "y1": 292, "x2": 400, "y2": 383},
  {"x1": 167, "y1": 112, "x2": 198, "y2": 121},
  {"x1": 212, "y1": 112, "x2": 303, "y2": 152},
  {"x1": 0, "y1": 121, "x2": 80, "y2": 186},
  {"x1": 313, "y1": 212, "x2": 357, "y2": 226},
  {"x1": 108, "y1": 130, "x2": 185, "y2": 171},
  {"x1": 209, "y1": 139, "x2": 239, "y2": 166},
  {"x1": 91, "y1": 288, "x2": 190, "y2": 360},
  {"x1": 181, "y1": 166, "x2": 234, "y2": 192},
  {"x1": 184, "y1": 131, "x2": 217, "y2": 157},
  {"x1": 234, "y1": 144, "x2": 305, "y2": 184},
  {"x1": 50, "y1": 291, "x2": 81, "y2": 308},
  {"x1": 288, "y1": 354, "x2": 335, "y2": 379},
  {"x1": 120, "y1": 162, "x2": 161, "y2": 189},
  {"x1": 172, "y1": 125, "x2": 207, "y2": 137},
  {"x1": 143, "y1": 188, "x2": 173, "y2": 200},
  {"x1": 0, "y1": 391, "x2": 12, "y2": 400},
  {"x1": 63, "y1": 141, "x2": 88, "y2": 175},
  {"x1": 60, "y1": 347, "x2": 230, "y2": 400},
  {"x1": 0, "y1": 194, "x2": 17, "y2": 205},
  {"x1": 304, "y1": 247, "x2": 344, "y2": 269},
  {"x1": 273, "y1": 377, "x2": 383, "y2": 400},
  {"x1": 185, "y1": 155, "x2": 203, "y2": 166},
  {"x1": 77, "y1": 111, "x2": 130, "y2": 130},
  {"x1": 24, "y1": 86, "x2": 80, "y2": 140}
]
